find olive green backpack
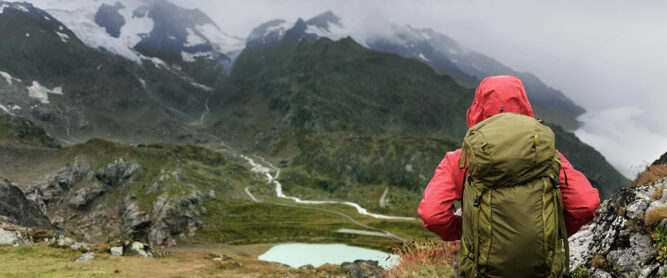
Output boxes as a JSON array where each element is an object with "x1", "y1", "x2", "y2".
[{"x1": 456, "y1": 112, "x2": 569, "y2": 278}]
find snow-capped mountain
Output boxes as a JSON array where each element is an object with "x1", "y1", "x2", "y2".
[
  {"x1": 0, "y1": 1, "x2": 215, "y2": 143},
  {"x1": 26, "y1": 0, "x2": 244, "y2": 72},
  {"x1": 246, "y1": 11, "x2": 585, "y2": 128}
]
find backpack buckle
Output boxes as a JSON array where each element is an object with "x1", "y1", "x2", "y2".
[
  {"x1": 473, "y1": 195, "x2": 481, "y2": 207},
  {"x1": 550, "y1": 176, "x2": 560, "y2": 189}
]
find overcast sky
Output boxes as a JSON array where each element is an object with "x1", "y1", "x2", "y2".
[{"x1": 177, "y1": 0, "x2": 667, "y2": 178}]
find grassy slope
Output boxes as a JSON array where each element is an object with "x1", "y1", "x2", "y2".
[
  {"x1": 0, "y1": 243, "x2": 349, "y2": 277},
  {"x1": 0, "y1": 115, "x2": 429, "y2": 251}
]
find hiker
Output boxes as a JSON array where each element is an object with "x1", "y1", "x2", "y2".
[{"x1": 418, "y1": 75, "x2": 600, "y2": 277}]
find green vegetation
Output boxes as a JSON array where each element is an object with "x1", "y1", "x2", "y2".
[
  {"x1": 653, "y1": 226, "x2": 667, "y2": 264},
  {"x1": 0, "y1": 114, "x2": 59, "y2": 148},
  {"x1": 571, "y1": 266, "x2": 588, "y2": 278}
]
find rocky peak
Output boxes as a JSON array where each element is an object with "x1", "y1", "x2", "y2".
[
  {"x1": 305, "y1": 11, "x2": 342, "y2": 31},
  {"x1": 653, "y1": 151, "x2": 667, "y2": 166}
]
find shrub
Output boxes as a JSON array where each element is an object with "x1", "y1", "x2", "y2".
[
  {"x1": 645, "y1": 207, "x2": 667, "y2": 227},
  {"x1": 383, "y1": 239, "x2": 459, "y2": 278},
  {"x1": 634, "y1": 164, "x2": 667, "y2": 186}
]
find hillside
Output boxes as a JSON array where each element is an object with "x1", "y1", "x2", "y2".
[{"x1": 246, "y1": 11, "x2": 585, "y2": 130}]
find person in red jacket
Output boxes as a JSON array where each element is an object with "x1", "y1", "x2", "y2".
[{"x1": 418, "y1": 75, "x2": 600, "y2": 241}]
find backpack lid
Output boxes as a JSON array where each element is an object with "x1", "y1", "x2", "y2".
[{"x1": 460, "y1": 112, "x2": 560, "y2": 188}]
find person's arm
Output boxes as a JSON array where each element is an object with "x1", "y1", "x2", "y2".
[
  {"x1": 418, "y1": 149, "x2": 465, "y2": 241},
  {"x1": 558, "y1": 152, "x2": 601, "y2": 236}
]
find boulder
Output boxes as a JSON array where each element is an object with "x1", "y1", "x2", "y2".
[
  {"x1": 75, "y1": 252, "x2": 94, "y2": 263},
  {"x1": 0, "y1": 228, "x2": 30, "y2": 246},
  {"x1": 110, "y1": 246, "x2": 123, "y2": 256},
  {"x1": 341, "y1": 260, "x2": 381, "y2": 278}
]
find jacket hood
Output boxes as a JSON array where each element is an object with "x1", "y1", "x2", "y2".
[{"x1": 466, "y1": 75, "x2": 535, "y2": 128}]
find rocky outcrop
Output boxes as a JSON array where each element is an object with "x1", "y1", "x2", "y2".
[
  {"x1": 95, "y1": 159, "x2": 140, "y2": 187},
  {"x1": 0, "y1": 177, "x2": 51, "y2": 228},
  {"x1": 120, "y1": 196, "x2": 151, "y2": 240},
  {"x1": 68, "y1": 183, "x2": 105, "y2": 209},
  {"x1": 14, "y1": 158, "x2": 207, "y2": 247},
  {"x1": 569, "y1": 177, "x2": 667, "y2": 278},
  {"x1": 148, "y1": 188, "x2": 207, "y2": 246},
  {"x1": 25, "y1": 162, "x2": 90, "y2": 211}
]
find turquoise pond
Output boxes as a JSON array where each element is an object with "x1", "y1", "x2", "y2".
[{"x1": 257, "y1": 243, "x2": 400, "y2": 269}]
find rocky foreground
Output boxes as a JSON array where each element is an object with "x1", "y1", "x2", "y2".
[{"x1": 569, "y1": 177, "x2": 667, "y2": 278}]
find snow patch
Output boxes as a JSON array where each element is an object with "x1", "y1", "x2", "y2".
[
  {"x1": 8, "y1": 104, "x2": 20, "y2": 110},
  {"x1": 418, "y1": 53, "x2": 429, "y2": 61},
  {"x1": 420, "y1": 31, "x2": 431, "y2": 40},
  {"x1": 0, "y1": 4, "x2": 8, "y2": 14},
  {"x1": 0, "y1": 104, "x2": 15, "y2": 116},
  {"x1": 25, "y1": 33, "x2": 30, "y2": 37},
  {"x1": 181, "y1": 51, "x2": 212, "y2": 62},
  {"x1": 184, "y1": 28, "x2": 206, "y2": 47},
  {"x1": 0, "y1": 71, "x2": 21, "y2": 86},
  {"x1": 27, "y1": 81, "x2": 63, "y2": 104},
  {"x1": 118, "y1": 3, "x2": 153, "y2": 47},
  {"x1": 15, "y1": 4, "x2": 29, "y2": 13},
  {"x1": 56, "y1": 31, "x2": 69, "y2": 43},
  {"x1": 190, "y1": 81, "x2": 213, "y2": 92},
  {"x1": 195, "y1": 23, "x2": 244, "y2": 55}
]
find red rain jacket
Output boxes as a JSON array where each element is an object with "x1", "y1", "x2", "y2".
[{"x1": 418, "y1": 75, "x2": 600, "y2": 241}]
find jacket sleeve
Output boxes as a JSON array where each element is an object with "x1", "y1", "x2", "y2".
[
  {"x1": 418, "y1": 149, "x2": 465, "y2": 241},
  {"x1": 558, "y1": 152, "x2": 600, "y2": 237}
]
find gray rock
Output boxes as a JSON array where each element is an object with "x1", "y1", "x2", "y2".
[
  {"x1": 0, "y1": 228, "x2": 29, "y2": 246},
  {"x1": 68, "y1": 183, "x2": 106, "y2": 209},
  {"x1": 95, "y1": 159, "x2": 140, "y2": 187},
  {"x1": 587, "y1": 268, "x2": 613, "y2": 278},
  {"x1": 57, "y1": 235, "x2": 76, "y2": 248},
  {"x1": 626, "y1": 198, "x2": 650, "y2": 220},
  {"x1": 110, "y1": 246, "x2": 123, "y2": 256},
  {"x1": 657, "y1": 265, "x2": 667, "y2": 276},
  {"x1": 606, "y1": 231, "x2": 656, "y2": 277},
  {"x1": 639, "y1": 263, "x2": 659, "y2": 278},
  {"x1": 75, "y1": 252, "x2": 94, "y2": 263},
  {"x1": 341, "y1": 260, "x2": 381, "y2": 278}
]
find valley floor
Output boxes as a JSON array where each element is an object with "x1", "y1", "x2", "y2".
[{"x1": 0, "y1": 243, "x2": 348, "y2": 277}]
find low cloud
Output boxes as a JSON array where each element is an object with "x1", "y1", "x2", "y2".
[{"x1": 576, "y1": 106, "x2": 667, "y2": 178}]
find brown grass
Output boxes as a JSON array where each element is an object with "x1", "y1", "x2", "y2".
[
  {"x1": 645, "y1": 207, "x2": 667, "y2": 227},
  {"x1": 383, "y1": 239, "x2": 459, "y2": 278},
  {"x1": 634, "y1": 164, "x2": 667, "y2": 186}
]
